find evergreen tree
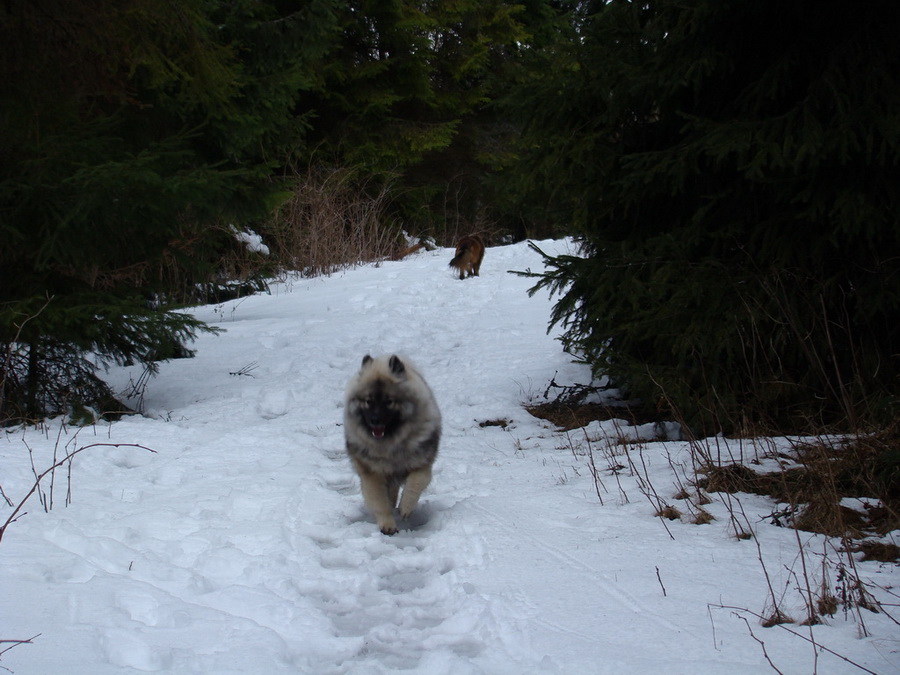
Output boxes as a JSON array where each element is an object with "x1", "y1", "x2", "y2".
[
  {"x1": 512, "y1": 0, "x2": 900, "y2": 433},
  {"x1": 0, "y1": 0, "x2": 335, "y2": 421},
  {"x1": 286, "y1": 0, "x2": 537, "y2": 233}
]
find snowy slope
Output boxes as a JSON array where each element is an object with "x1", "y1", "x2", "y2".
[{"x1": 1, "y1": 239, "x2": 897, "y2": 674}]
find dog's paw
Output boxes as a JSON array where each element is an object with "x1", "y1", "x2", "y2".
[{"x1": 377, "y1": 516, "x2": 398, "y2": 535}]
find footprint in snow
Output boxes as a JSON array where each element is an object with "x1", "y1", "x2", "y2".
[{"x1": 300, "y1": 509, "x2": 490, "y2": 672}]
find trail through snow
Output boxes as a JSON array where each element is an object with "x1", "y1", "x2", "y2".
[{"x1": 2, "y1": 240, "x2": 897, "y2": 674}]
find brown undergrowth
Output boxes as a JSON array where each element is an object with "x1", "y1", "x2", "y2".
[
  {"x1": 526, "y1": 400, "x2": 657, "y2": 431},
  {"x1": 524, "y1": 378, "x2": 658, "y2": 432},
  {"x1": 697, "y1": 431, "x2": 900, "y2": 555}
]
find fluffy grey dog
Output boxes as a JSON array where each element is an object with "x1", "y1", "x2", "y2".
[{"x1": 343, "y1": 354, "x2": 441, "y2": 534}]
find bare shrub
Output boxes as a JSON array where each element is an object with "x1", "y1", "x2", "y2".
[
  {"x1": 0, "y1": 429, "x2": 156, "y2": 543},
  {"x1": 0, "y1": 425, "x2": 154, "y2": 665},
  {"x1": 531, "y1": 367, "x2": 898, "y2": 668},
  {"x1": 690, "y1": 430, "x2": 899, "y2": 645},
  {"x1": 265, "y1": 165, "x2": 408, "y2": 277}
]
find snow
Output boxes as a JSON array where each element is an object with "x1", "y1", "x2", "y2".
[
  {"x1": 2, "y1": 239, "x2": 897, "y2": 674},
  {"x1": 232, "y1": 227, "x2": 270, "y2": 256}
]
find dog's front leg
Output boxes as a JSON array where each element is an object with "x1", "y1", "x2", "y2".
[
  {"x1": 398, "y1": 466, "x2": 432, "y2": 520},
  {"x1": 357, "y1": 468, "x2": 398, "y2": 535}
]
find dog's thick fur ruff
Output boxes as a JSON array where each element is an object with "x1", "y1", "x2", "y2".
[
  {"x1": 449, "y1": 235, "x2": 485, "y2": 280},
  {"x1": 343, "y1": 354, "x2": 441, "y2": 534}
]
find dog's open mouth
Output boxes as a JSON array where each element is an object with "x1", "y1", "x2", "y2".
[{"x1": 371, "y1": 425, "x2": 386, "y2": 439}]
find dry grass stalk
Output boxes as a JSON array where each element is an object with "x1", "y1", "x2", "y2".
[{"x1": 267, "y1": 165, "x2": 404, "y2": 277}]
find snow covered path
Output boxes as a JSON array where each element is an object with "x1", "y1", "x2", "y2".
[{"x1": 2, "y1": 240, "x2": 897, "y2": 674}]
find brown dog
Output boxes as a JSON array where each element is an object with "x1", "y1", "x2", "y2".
[{"x1": 448, "y1": 235, "x2": 485, "y2": 280}]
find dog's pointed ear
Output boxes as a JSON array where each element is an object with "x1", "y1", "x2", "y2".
[
  {"x1": 388, "y1": 355, "x2": 406, "y2": 377},
  {"x1": 361, "y1": 355, "x2": 374, "y2": 368}
]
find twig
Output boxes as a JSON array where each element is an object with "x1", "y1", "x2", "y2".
[
  {"x1": 229, "y1": 361, "x2": 258, "y2": 377},
  {"x1": 49, "y1": 420, "x2": 66, "y2": 511},
  {"x1": 789, "y1": 527, "x2": 822, "y2": 674},
  {"x1": 712, "y1": 604, "x2": 878, "y2": 674},
  {"x1": 0, "y1": 633, "x2": 41, "y2": 661},
  {"x1": 734, "y1": 613, "x2": 785, "y2": 675},
  {"x1": 728, "y1": 494, "x2": 793, "y2": 625},
  {"x1": 0, "y1": 442, "x2": 156, "y2": 543},
  {"x1": 581, "y1": 432, "x2": 605, "y2": 505},
  {"x1": 625, "y1": 444, "x2": 676, "y2": 540}
]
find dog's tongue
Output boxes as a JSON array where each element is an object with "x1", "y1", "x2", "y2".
[{"x1": 371, "y1": 425, "x2": 386, "y2": 439}]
